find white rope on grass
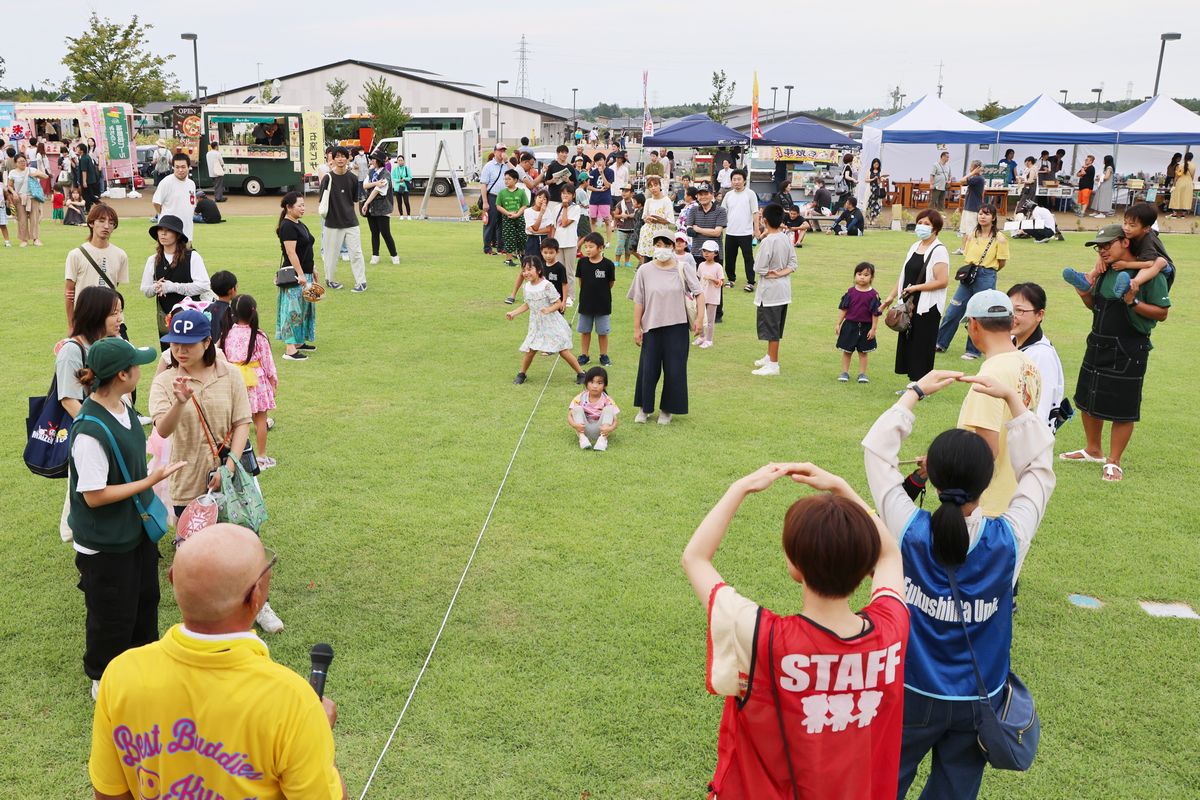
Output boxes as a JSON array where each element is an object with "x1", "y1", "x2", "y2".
[{"x1": 358, "y1": 341, "x2": 571, "y2": 799}]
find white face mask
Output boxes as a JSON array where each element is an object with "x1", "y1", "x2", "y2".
[
  {"x1": 914, "y1": 224, "x2": 933, "y2": 240},
  {"x1": 653, "y1": 248, "x2": 672, "y2": 262}
]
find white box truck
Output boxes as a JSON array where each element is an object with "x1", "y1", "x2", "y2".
[{"x1": 374, "y1": 112, "x2": 481, "y2": 197}]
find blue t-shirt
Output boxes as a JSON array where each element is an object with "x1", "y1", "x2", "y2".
[
  {"x1": 900, "y1": 511, "x2": 1016, "y2": 700},
  {"x1": 963, "y1": 175, "x2": 986, "y2": 213},
  {"x1": 588, "y1": 167, "x2": 614, "y2": 205}
]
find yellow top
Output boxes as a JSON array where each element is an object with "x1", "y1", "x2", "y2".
[{"x1": 962, "y1": 232, "x2": 1010, "y2": 269}]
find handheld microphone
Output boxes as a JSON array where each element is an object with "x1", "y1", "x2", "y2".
[{"x1": 309, "y1": 643, "x2": 334, "y2": 698}]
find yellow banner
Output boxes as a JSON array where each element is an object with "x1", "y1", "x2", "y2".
[
  {"x1": 771, "y1": 146, "x2": 839, "y2": 163},
  {"x1": 301, "y1": 111, "x2": 325, "y2": 175}
]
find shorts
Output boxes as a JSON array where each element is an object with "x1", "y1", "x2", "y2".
[
  {"x1": 1078, "y1": 188, "x2": 1093, "y2": 208},
  {"x1": 589, "y1": 203, "x2": 611, "y2": 220},
  {"x1": 756, "y1": 304, "x2": 788, "y2": 342},
  {"x1": 614, "y1": 229, "x2": 636, "y2": 255},
  {"x1": 959, "y1": 210, "x2": 979, "y2": 236},
  {"x1": 836, "y1": 320, "x2": 877, "y2": 353},
  {"x1": 576, "y1": 313, "x2": 611, "y2": 335}
]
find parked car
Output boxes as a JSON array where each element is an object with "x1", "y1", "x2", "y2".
[{"x1": 136, "y1": 145, "x2": 157, "y2": 179}]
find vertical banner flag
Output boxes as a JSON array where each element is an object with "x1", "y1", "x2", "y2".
[
  {"x1": 642, "y1": 70, "x2": 654, "y2": 138},
  {"x1": 750, "y1": 70, "x2": 763, "y2": 140},
  {"x1": 102, "y1": 106, "x2": 131, "y2": 160},
  {"x1": 301, "y1": 111, "x2": 324, "y2": 176}
]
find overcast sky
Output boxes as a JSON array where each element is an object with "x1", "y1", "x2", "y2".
[{"x1": 4, "y1": 1, "x2": 1196, "y2": 115}]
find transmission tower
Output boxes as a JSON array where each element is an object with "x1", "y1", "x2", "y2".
[
  {"x1": 515, "y1": 35, "x2": 531, "y2": 98},
  {"x1": 1125, "y1": 81, "x2": 1133, "y2": 101},
  {"x1": 937, "y1": 61, "x2": 945, "y2": 98}
]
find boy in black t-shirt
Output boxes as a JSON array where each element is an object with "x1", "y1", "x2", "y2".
[{"x1": 575, "y1": 232, "x2": 616, "y2": 366}]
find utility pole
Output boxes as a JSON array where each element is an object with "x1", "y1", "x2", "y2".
[
  {"x1": 515, "y1": 35, "x2": 531, "y2": 99},
  {"x1": 889, "y1": 85, "x2": 903, "y2": 112},
  {"x1": 936, "y1": 61, "x2": 944, "y2": 98}
]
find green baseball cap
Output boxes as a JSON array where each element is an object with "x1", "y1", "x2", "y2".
[
  {"x1": 1084, "y1": 224, "x2": 1126, "y2": 247},
  {"x1": 87, "y1": 337, "x2": 158, "y2": 381}
]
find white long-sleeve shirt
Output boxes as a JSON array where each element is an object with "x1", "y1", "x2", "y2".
[
  {"x1": 861, "y1": 402, "x2": 1056, "y2": 582},
  {"x1": 140, "y1": 251, "x2": 211, "y2": 299}
]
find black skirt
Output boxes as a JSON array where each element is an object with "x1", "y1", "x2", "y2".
[
  {"x1": 894, "y1": 308, "x2": 940, "y2": 381},
  {"x1": 1074, "y1": 332, "x2": 1150, "y2": 422}
]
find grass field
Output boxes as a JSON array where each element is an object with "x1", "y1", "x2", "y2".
[{"x1": 1, "y1": 215, "x2": 1197, "y2": 798}]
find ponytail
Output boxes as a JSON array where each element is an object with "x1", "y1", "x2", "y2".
[
  {"x1": 278, "y1": 190, "x2": 302, "y2": 235},
  {"x1": 925, "y1": 429, "x2": 994, "y2": 568},
  {"x1": 75, "y1": 366, "x2": 99, "y2": 392}
]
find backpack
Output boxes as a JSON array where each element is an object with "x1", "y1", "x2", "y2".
[{"x1": 24, "y1": 341, "x2": 85, "y2": 478}]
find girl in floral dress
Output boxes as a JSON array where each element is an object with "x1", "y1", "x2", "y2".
[
  {"x1": 505, "y1": 256, "x2": 586, "y2": 386},
  {"x1": 636, "y1": 176, "x2": 675, "y2": 262},
  {"x1": 219, "y1": 295, "x2": 279, "y2": 468}
]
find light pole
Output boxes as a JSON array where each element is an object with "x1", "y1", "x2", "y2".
[
  {"x1": 1091, "y1": 87, "x2": 1103, "y2": 122},
  {"x1": 572, "y1": 87, "x2": 578, "y2": 138},
  {"x1": 1153, "y1": 32, "x2": 1182, "y2": 96},
  {"x1": 784, "y1": 85, "x2": 794, "y2": 118},
  {"x1": 198, "y1": 85, "x2": 207, "y2": 102},
  {"x1": 180, "y1": 33, "x2": 199, "y2": 102},
  {"x1": 770, "y1": 86, "x2": 778, "y2": 123},
  {"x1": 495, "y1": 79, "x2": 508, "y2": 146},
  {"x1": 1060, "y1": 89, "x2": 1068, "y2": 104}
]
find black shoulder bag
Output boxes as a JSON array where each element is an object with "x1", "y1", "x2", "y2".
[{"x1": 955, "y1": 235, "x2": 995, "y2": 286}]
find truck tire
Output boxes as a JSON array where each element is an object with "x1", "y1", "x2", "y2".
[
  {"x1": 243, "y1": 177, "x2": 265, "y2": 197},
  {"x1": 431, "y1": 178, "x2": 452, "y2": 197}
]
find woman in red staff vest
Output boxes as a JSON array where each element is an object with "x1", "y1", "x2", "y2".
[{"x1": 682, "y1": 462, "x2": 909, "y2": 800}]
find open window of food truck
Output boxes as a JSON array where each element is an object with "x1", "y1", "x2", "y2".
[
  {"x1": 11, "y1": 102, "x2": 136, "y2": 185},
  {"x1": 196, "y1": 105, "x2": 307, "y2": 196}
]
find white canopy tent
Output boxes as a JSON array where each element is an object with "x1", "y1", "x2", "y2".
[
  {"x1": 1102, "y1": 95, "x2": 1200, "y2": 145},
  {"x1": 856, "y1": 95, "x2": 995, "y2": 205}
]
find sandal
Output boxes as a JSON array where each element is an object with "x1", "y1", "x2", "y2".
[
  {"x1": 1059, "y1": 449, "x2": 1105, "y2": 463},
  {"x1": 1102, "y1": 463, "x2": 1124, "y2": 482}
]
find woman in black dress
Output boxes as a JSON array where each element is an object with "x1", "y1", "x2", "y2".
[
  {"x1": 882, "y1": 208, "x2": 950, "y2": 381},
  {"x1": 866, "y1": 158, "x2": 887, "y2": 223}
]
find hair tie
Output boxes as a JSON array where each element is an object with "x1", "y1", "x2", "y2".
[{"x1": 937, "y1": 489, "x2": 971, "y2": 506}]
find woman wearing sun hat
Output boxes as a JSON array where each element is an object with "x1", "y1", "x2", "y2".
[
  {"x1": 148, "y1": 309, "x2": 283, "y2": 633},
  {"x1": 139, "y1": 215, "x2": 211, "y2": 347},
  {"x1": 68, "y1": 336, "x2": 185, "y2": 699}
]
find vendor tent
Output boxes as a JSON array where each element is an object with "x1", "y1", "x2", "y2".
[
  {"x1": 755, "y1": 118, "x2": 858, "y2": 148},
  {"x1": 1102, "y1": 96, "x2": 1200, "y2": 144},
  {"x1": 987, "y1": 94, "x2": 1118, "y2": 144},
  {"x1": 857, "y1": 95, "x2": 995, "y2": 204},
  {"x1": 642, "y1": 113, "x2": 749, "y2": 147}
]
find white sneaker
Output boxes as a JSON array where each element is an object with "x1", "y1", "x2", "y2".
[
  {"x1": 566, "y1": 297, "x2": 575, "y2": 307},
  {"x1": 754, "y1": 354, "x2": 771, "y2": 367},
  {"x1": 634, "y1": 410, "x2": 649, "y2": 424},
  {"x1": 341, "y1": 253, "x2": 350, "y2": 262},
  {"x1": 256, "y1": 601, "x2": 284, "y2": 633},
  {"x1": 370, "y1": 255, "x2": 380, "y2": 264},
  {"x1": 2, "y1": 240, "x2": 10, "y2": 247},
  {"x1": 579, "y1": 433, "x2": 592, "y2": 450},
  {"x1": 91, "y1": 679, "x2": 99, "y2": 701},
  {"x1": 752, "y1": 362, "x2": 781, "y2": 376},
  {"x1": 657, "y1": 412, "x2": 672, "y2": 425},
  {"x1": 699, "y1": 340, "x2": 713, "y2": 349},
  {"x1": 391, "y1": 255, "x2": 400, "y2": 265},
  {"x1": 594, "y1": 435, "x2": 609, "y2": 451},
  {"x1": 960, "y1": 353, "x2": 979, "y2": 361},
  {"x1": 693, "y1": 336, "x2": 704, "y2": 346}
]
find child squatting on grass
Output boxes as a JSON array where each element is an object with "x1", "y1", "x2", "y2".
[
  {"x1": 506, "y1": 255, "x2": 586, "y2": 386},
  {"x1": 567, "y1": 366, "x2": 620, "y2": 451},
  {"x1": 835, "y1": 262, "x2": 883, "y2": 384}
]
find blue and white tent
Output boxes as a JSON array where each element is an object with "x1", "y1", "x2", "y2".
[
  {"x1": 986, "y1": 94, "x2": 1118, "y2": 144},
  {"x1": 1102, "y1": 96, "x2": 1200, "y2": 145}
]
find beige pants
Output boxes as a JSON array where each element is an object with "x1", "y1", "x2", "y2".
[
  {"x1": 60, "y1": 488, "x2": 74, "y2": 542},
  {"x1": 15, "y1": 199, "x2": 42, "y2": 242}
]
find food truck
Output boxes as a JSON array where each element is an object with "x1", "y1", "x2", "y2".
[
  {"x1": 189, "y1": 104, "x2": 323, "y2": 196},
  {"x1": 3, "y1": 101, "x2": 137, "y2": 184}
]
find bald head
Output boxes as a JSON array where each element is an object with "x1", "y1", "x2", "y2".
[{"x1": 172, "y1": 524, "x2": 268, "y2": 627}]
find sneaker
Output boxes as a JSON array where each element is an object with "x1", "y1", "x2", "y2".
[
  {"x1": 699, "y1": 340, "x2": 712, "y2": 349},
  {"x1": 1062, "y1": 268, "x2": 1092, "y2": 292},
  {"x1": 838, "y1": 371, "x2": 850, "y2": 382},
  {"x1": 91, "y1": 680, "x2": 99, "y2": 701},
  {"x1": 579, "y1": 433, "x2": 592, "y2": 450},
  {"x1": 693, "y1": 336, "x2": 705, "y2": 346},
  {"x1": 266, "y1": 417, "x2": 275, "y2": 430},
  {"x1": 727, "y1": 281, "x2": 736, "y2": 289},
  {"x1": 299, "y1": 343, "x2": 316, "y2": 351},
  {"x1": 370, "y1": 255, "x2": 380, "y2": 264},
  {"x1": 858, "y1": 373, "x2": 869, "y2": 384},
  {"x1": 2, "y1": 240, "x2": 10, "y2": 247},
  {"x1": 634, "y1": 410, "x2": 649, "y2": 424},
  {"x1": 657, "y1": 412, "x2": 672, "y2": 425},
  {"x1": 513, "y1": 371, "x2": 527, "y2": 385},
  {"x1": 256, "y1": 601, "x2": 284, "y2": 634},
  {"x1": 934, "y1": 346, "x2": 946, "y2": 353},
  {"x1": 599, "y1": 354, "x2": 612, "y2": 366},
  {"x1": 754, "y1": 354, "x2": 772, "y2": 367},
  {"x1": 352, "y1": 283, "x2": 367, "y2": 293},
  {"x1": 282, "y1": 351, "x2": 308, "y2": 361},
  {"x1": 714, "y1": 315, "x2": 724, "y2": 324},
  {"x1": 594, "y1": 435, "x2": 609, "y2": 452},
  {"x1": 341, "y1": 253, "x2": 350, "y2": 262},
  {"x1": 327, "y1": 280, "x2": 344, "y2": 289},
  {"x1": 504, "y1": 258, "x2": 516, "y2": 266},
  {"x1": 952, "y1": 248, "x2": 965, "y2": 255},
  {"x1": 391, "y1": 255, "x2": 400, "y2": 265},
  {"x1": 578, "y1": 354, "x2": 591, "y2": 366},
  {"x1": 960, "y1": 352, "x2": 979, "y2": 361},
  {"x1": 566, "y1": 297, "x2": 575, "y2": 307},
  {"x1": 752, "y1": 362, "x2": 781, "y2": 376},
  {"x1": 504, "y1": 296, "x2": 515, "y2": 305},
  {"x1": 256, "y1": 456, "x2": 277, "y2": 469},
  {"x1": 1111, "y1": 271, "x2": 1131, "y2": 299},
  {"x1": 574, "y1": 372, "x2": 587, "y2": 385},
  {"x1": 743, "y1": 284, "x2": 756, "y2": 292}
]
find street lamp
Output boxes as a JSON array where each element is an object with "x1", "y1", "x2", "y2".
[
  {"x1": 1153, "y1": 32, "x2": 1182, "y2": 96},
  {"x1": 180, "y1": 33, "x2": 199, "y2": 102},
  {"x1": 1091, "y1": 87, "x2": 1103, "y2": 122},
  {"x1": 198, "y1": 85, "x2": 207, "y2": 101},
  {"x1": 770, "y1": 86, "x2": 778, "y2": 124},
  {"x1": 784, "y1": 85, "x2": 794, "y2": 118},
  {"x1": 1060, "y1": 89, "x2": 1068, "y2": 104},
  {"x1": 572, "y1": 87, "x2": 578, "y2": 137},
  {"x1": 495, "y1": 79, "x2": 508, "y2": 146}
]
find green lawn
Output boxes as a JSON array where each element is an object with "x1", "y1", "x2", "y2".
[{"x1": 1, "y1": 216, "x2": 1197, "y2": 798}]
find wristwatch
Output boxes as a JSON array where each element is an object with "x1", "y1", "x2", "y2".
[
  {"x1": 905, "y1": 382, "x2": 926, "y2": 401},
  {"x1": 1130, "y1": 297, "x2": 1140, "y2": 308}
]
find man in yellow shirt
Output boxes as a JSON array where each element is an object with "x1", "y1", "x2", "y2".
[
  {"x1": 956, "y1": 290, "x2": 1042, "y2": 516},
  {"x1": 90, "y1": 524, "x2": 346, "y2": 800}
]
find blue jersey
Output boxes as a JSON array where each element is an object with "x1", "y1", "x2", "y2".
[{"x1": 900, "y1": 511, "x2": 1016, "y2": 700}]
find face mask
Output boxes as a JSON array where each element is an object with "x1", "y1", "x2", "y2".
[
  {"x1": 914, "y1": 224, "x2": 933, "y2": 240},
  {"x1": 654, "y1": 248, "x2": 672, "y2": 262}
]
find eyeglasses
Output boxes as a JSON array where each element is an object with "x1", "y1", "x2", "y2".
[
  {"x1": 1012, "y1": 306, "x2": 1036, "y2": 316},
  {"x1": 243, "y1": 547, "x2": 277, "y2": 605}
]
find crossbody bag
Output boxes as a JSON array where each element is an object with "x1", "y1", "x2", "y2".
[{"x1": 955, "y1": 235, "x2": 996, "y2": 286}]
